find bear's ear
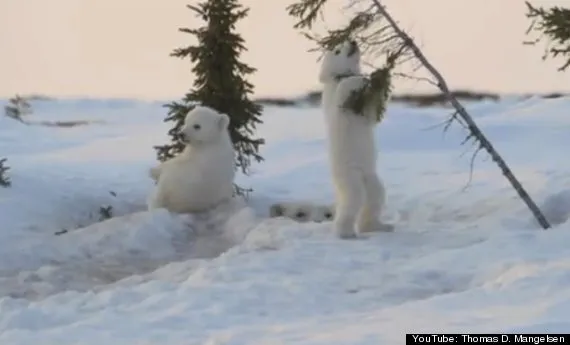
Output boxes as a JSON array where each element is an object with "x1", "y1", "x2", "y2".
[{"x1": 218, "y1": 113, "x2": 230, "y2": 131}]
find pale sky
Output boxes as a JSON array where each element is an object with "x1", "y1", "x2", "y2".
[{"x1": 1, "y1": 0, "x2": 570, "y2": 100}]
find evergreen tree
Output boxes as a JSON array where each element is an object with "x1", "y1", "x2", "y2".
[
  {"x1": 0, "y1": 158, "x2": 11, "y2": 187},
  {"x1": 4, "y1": 95, "x2": 32, "y2": 122},
  {"x1": 526, "y1": 1, "x2": 570, "y2": 71},
  {"x1": 154, "y1": 0, "x2": 264, "y2": 195}
]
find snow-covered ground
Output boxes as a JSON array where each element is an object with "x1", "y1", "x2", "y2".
[{"x1": 1, "y1": 95, "x2": 570, "y2": 344}]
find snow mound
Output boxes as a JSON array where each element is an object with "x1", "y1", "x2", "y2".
[
  {"x1": 3, "y1": 97, "x2": 570, "y2": 343},
  {"x1": 0, "y1": 197, "x2": 260, "y2": 299}
]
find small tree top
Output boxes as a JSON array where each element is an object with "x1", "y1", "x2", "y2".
[{"x1": 526, "y1": 1, "x2": 570, "y2": 71}]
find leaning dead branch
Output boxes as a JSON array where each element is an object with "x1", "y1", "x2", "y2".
[{"x1": 369, "y1": 0, "x2": 550, "y2": 229}]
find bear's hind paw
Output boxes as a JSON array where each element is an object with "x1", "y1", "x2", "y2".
[
  {"x1": 334, "y1": 226, "x2": 359, "y2": 240},
  {"x1": 359, "y1": 221, "x2": 395, "y2": 233}
]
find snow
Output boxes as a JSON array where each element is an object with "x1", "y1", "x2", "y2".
[{"x1": 1, "y1": 95, "x2": 570, "y2": 344}]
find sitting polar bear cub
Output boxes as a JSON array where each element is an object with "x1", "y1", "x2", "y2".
[
  {"x1": 147, "y1": 106, "x2": 235, "y2": 214},
  {"x1": 269, "y1": 201, "x2": 335, "y2": 223},
  {"x1": 319, "y1": 39, "x2": 394, "y2": 239}
]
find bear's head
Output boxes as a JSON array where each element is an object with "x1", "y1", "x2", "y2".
[
  {"x1": 311, "y1": 204, "x2": 335, "y2": 223},
  {"x1": 319, "y1": 39, "x2": 361, "y2": 84},
  {"x1": 179, "y1": 106, "x2": 230, "y2": 146},
  {"x1": 269, "y1": 202, "x2": 335, "y2": 223}
]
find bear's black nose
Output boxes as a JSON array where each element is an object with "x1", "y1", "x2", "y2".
[{"x1": 347, "y1": 40, "x2": 358, "y2": 56}]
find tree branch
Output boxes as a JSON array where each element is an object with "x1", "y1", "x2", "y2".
[
  {"x1": 392, "y1": 72, "x2": 438, "y2": 87},
  {"x1": 370, "y1": 0, "x2": 551, "y2": 229}
]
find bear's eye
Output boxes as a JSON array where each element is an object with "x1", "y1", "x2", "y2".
[
  {"x1": 295, "y1": 211, "x2": 306, "y2": 219},
  {"x1": 334, "y1": 49, "x2": 341, "y2": 55},
  {"x1": 324, "y1": 212, "x2": 333, "y2": 219},
  {"x1": 193, "y1": 124, "x2": 201, "y2": 130}
]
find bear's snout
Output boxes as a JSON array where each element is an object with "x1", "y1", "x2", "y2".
[
  {"x1": 179, "y1": 132, "x2": 189, "y2": 143},
  {"x1": 347, "y1": 40, "x2": 358, "y2": 57}
]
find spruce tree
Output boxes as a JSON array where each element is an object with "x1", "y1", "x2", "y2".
[
  {"x1": 0, "y1": 158, "x2": 11, "y2": 187},
  {"x1": 4, "y1": 95, "x2": 32, "y2": 123},
  {"x1": 154, "y1": 0, "x2": 264, "y2": 195},
  {"x1": 525, "y1": 2, "x2": 570, "y2": 71}
]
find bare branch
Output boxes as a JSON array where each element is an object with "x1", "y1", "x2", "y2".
[
  {"x1": 443, "y1": 110, "x2": 467, "y2": 132},
  {"x1": 393, "y1": 72, "x2": 438, "y2": 86},
  {"x1": 419, "y1": 111, "x2": 466, "y2": 136},
  {"x1": 461, "y1": 145, "x2": 484, "y2": 192}
]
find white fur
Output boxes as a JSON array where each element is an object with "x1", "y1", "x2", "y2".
[
  {"x1": 147, "y1": 106, "x2": 235, "y2": 214},
  {"x1": 149, "y1": 166, "x2": 160, "y2": 183},
  {"x1": 269, "y1": 201, "x2": 335, "y2": 223},
  {"x1": 319, "y1": 40, "x2": 394, "y2": 238}
]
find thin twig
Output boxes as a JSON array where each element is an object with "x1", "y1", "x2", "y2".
[
  {"x1": 393, "y1": 72, "x2": 438, "y2": 86},
  {"x1": 461, "y1": 145, "x2": 484, "y2": 192}
]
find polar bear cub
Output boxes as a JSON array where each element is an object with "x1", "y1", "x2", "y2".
[
  {"x1": 269, "y1": 201, "x2": 335, "y2": 223},
  {"x1": 147, "y1": 106, "x2": 235, "y2": 214},
  {"x1": 319, "y1": 40, "x2": 393, "y2": 239}
]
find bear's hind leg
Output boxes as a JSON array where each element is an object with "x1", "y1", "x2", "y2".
[
  {"x1": 357, "y1": 173, "x2": 394, "y2": 233},
  {"x1": 333, "y1": 171, "x2": 365, "y2": 239},
  {"x1": 147, "y1": 187, "x2": 166, "y2": 211}
]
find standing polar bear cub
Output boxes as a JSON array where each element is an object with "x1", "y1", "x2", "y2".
[
  {"x1": 319, "y1": 40, "x2": 394, "y2": 238},
  {"x1": 148, "y1": 106, "x2": 235, "y2": 214}
]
